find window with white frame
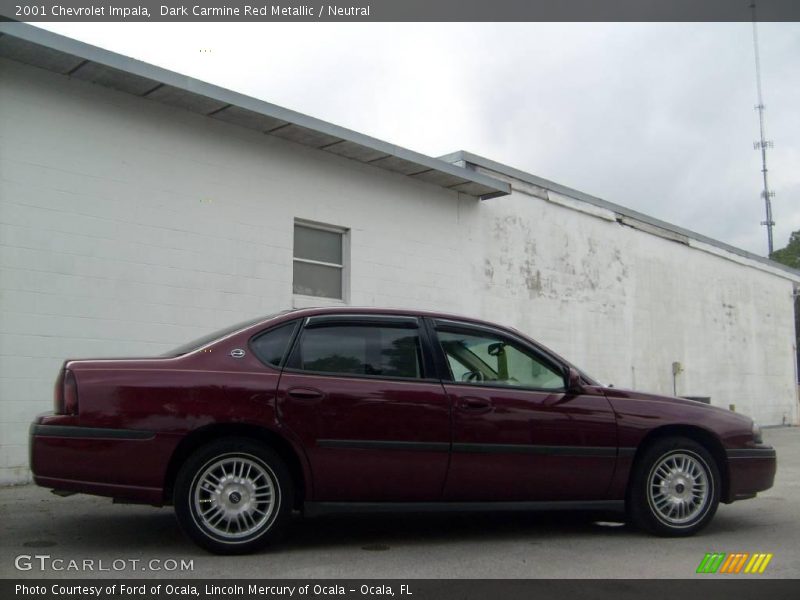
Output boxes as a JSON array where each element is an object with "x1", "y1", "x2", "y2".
[{"x1": 293, "y1": 221, "x2": 347, "y2": 300}]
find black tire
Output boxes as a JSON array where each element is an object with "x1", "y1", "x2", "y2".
[
  {"x1": 173, "y1": 438, "x2": 293, "y2": 554},
  {"x1": 628, "y1": 436, "x2": 720, "y2": 537}
]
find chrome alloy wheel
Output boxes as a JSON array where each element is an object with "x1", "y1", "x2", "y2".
[
  {"x1": 647, "y1": 451, "x2": 711, "y2": 527},
  {"x1": 192, "y1": 454, "x2": 278, "y2": 541}
]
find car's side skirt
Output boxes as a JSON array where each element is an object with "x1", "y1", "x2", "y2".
[{"x1": 304, "y1": 500, "x2": 624, "y2": 517}]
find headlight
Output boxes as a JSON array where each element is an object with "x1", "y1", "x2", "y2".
[{"x1": 752, "y1": 422, "x2": 763, "y2": 444}]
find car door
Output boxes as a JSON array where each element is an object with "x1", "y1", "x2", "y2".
[
  {"x1": 276, "y1": 314, "x2": 451, "y2": 502},
  {"x1": 429, "y1": 318, "x2": 618, "y2": 502}
]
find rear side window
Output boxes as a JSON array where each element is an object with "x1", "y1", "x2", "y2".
[
  {"x1": 289, "y1": 324, "x2": 423, "y2": 379},
  {"x1": 250, "y1": 321, "x2": 299, "y2": 367}
]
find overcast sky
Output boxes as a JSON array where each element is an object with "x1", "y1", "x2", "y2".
[{"x1": 39, "y1": 22, "x2": 800, "y2": 257}]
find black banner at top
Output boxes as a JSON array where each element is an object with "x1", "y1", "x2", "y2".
[{"x1": 1, "y1": 0, "x2": 800, "y2": 22}]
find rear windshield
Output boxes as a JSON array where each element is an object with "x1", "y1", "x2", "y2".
[{"x1": 163, "y1": 312, "x2": 288, "y2": 357}]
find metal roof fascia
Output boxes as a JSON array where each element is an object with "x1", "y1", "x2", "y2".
[{"x1": 0, "y1": 22, "x2": 510, "y2": 199}]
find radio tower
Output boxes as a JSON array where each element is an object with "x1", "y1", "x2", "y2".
[{"x1": 751, "y1": 1, "x2": 775, "y2": 255}]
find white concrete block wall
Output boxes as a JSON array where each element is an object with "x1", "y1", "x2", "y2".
[
  {"x1": 1, "y1": 57, "x2": 798, "y2": 485},
  {"x1": 472, "y1": 168, "x2": 799, "y2": 426},
  {"x1": 0, "y1": 57, "x2": 480, "y2": 484}
]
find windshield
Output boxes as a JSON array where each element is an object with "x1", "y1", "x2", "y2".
[{"x1": 162, "y1": 312, "x2": 288, "y2": 357}]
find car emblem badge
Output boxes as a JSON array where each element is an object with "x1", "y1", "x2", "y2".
[{"x1": 230, "y1": 348, "x2": 246, "y2": 359}]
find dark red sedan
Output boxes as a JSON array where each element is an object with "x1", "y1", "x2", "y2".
[{"x1": 30, "y1": 307, "x2": 776, "y2": 553}]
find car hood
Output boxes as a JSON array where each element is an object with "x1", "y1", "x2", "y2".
[{"x1": 600, "y1": 386, "x2": 752, "y2": 421}]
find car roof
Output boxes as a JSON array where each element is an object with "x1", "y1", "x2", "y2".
[{"x1": 270, "y1": 306, "x2": 515, "y2": 331}]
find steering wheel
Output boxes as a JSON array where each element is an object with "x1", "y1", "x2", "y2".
[{"x1": 463, "y1": 371, "x2": 485, "y2": 382}]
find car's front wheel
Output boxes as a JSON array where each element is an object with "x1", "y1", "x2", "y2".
[
  {"x1": 174, "y1": 438, "x2": 292, "y2": 554},
  {"x1": 628, "y1": 436, "x2": 720, "y2": 536}
]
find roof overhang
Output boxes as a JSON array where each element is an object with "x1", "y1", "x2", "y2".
[{"x1": 0, "y1": 22, "x2": 510, "y2": 200}]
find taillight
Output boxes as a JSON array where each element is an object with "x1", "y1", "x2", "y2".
[
  {"x1": 54, "y1": 368, "x2": 79, "y2": 415},
  {"x1": 63, "y1": 369, "x2": 79, "y2": 415},
  {"x1": 53, "y1": 368, "x2": 65, "y2": 414}
]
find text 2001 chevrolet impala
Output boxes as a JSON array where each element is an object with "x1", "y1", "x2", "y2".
[{"x1": 30, "y1": 307, "x2": 776, "y2": 553}]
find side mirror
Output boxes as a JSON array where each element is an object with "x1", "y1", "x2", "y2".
[{"x1": 566, "y1": 367, "x2": 583, "y2": 394}]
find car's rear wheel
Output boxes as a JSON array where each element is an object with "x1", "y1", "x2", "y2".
[
  {"x1": 174, "y1": 438, "x2": 292, "y2": 554},
  {"x1": 628, "y1": 436, "x2": 720, "y2": 536}
]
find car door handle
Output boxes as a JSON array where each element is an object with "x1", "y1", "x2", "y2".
[
  {"x1": 287, "y1": 387, "x2": 325, "y2": 400},
  {"x1": 458, "y1": 397, "x2": 492, "y2": 412}
]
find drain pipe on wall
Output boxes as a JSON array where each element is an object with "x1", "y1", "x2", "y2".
[{"x1": 671, "y1": 361, "x2": 683, "y2": 397}]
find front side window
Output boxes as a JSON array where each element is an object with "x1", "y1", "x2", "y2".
[
  {"x1": 437, "y1": 328, "x2": 565, "y2": 390},
  {"x1": 290, "y1": 324, "x2": 423, "y2": 379},
  {"x1": 293, "y1": 221, "x2": 347, "y2": 300}
]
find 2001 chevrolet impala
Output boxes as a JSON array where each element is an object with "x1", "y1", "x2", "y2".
[{"x1": 30, "y1": 307, "x2": 776, "y2": 553}]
